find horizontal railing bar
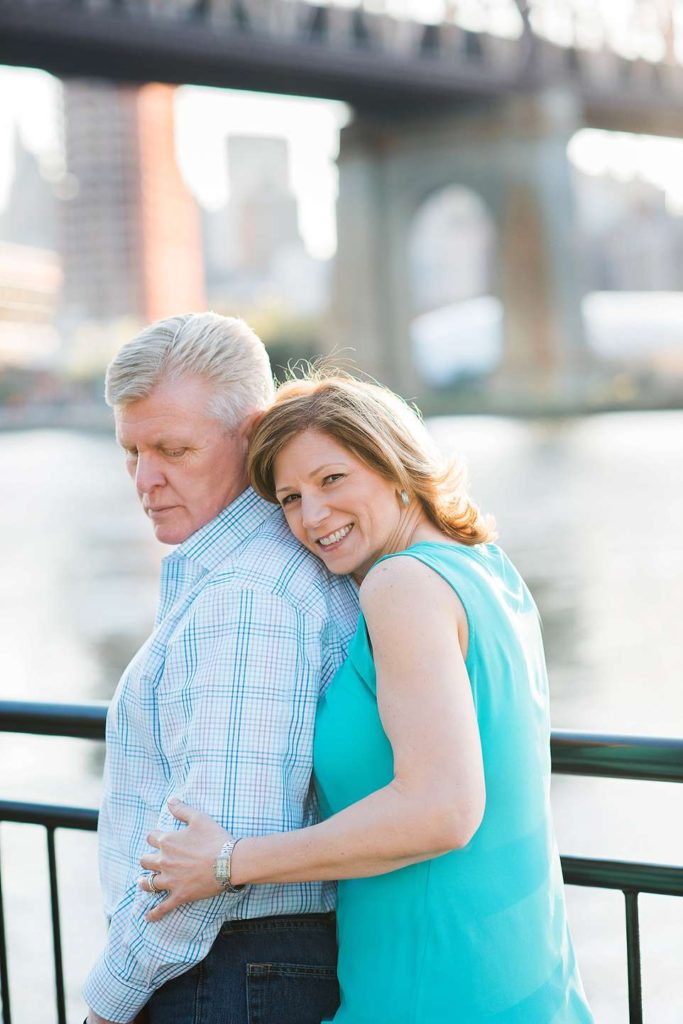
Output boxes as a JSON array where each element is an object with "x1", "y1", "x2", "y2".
[
  {"x1": 2, "y1": 702, "x2": 682, "y2": 782},
  {"x1": 1, "y1": 799, "x2": 681, "y2": 898},
  {"x1": 0, "y1": 700, "x2": 107, "y2": 740},
  {"x1": 551, "y1": 730, "x2": 683, "y2": 783},
  {"x1": 561, "y1": 855, "x2": 683, "y2": 896},
  {"x1": 0, "y1": 801, "x2": 98, "y2": 832}
]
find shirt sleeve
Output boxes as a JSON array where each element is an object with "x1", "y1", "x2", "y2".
[{"x1": 83, "y1": 585, "x2": 324, "y2": 1022}]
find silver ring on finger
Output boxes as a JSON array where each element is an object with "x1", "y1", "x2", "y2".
[{"x1": 148, "y1": 871, "x2": 162, "y2": 895}]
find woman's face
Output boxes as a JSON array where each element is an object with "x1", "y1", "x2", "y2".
[{"x1": 273, "y1": 429, "x2": 408, "y2": 582}]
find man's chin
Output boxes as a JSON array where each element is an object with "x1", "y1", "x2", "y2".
[{"x1": 152, "y1": 521, "x2": 191, "y2": 546}]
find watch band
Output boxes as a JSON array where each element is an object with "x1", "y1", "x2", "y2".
[{"x1": 214, "y1": 837, "x2": 244, "y2": 893}]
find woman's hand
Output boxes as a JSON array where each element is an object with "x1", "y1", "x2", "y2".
[{"x1": 138, "y1": 798, "x2": 233, "y2": 922}]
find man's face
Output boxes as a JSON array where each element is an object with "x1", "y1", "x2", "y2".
[{"x1": 115, "y1": 376, "x2": 250, "y2": 545}]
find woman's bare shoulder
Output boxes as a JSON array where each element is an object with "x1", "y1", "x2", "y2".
[{"x1": 359, "y1": 551, "x2": 461, "y2": 623}]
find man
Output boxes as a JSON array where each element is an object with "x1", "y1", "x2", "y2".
[{"x1": 83, "y1": 312, "x2": 359, "y2": 1024}]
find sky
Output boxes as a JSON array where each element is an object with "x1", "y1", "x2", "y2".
[{"x1": 1, "y1": 0, "x2": 683, "y2": 256}]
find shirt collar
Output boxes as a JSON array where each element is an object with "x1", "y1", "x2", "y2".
[{"x1": 163, "y1": 488, "x2": 279, "y2": 573}]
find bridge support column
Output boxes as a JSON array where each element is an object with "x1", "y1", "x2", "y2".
[
  {"x1": 327, "y1": 121, "x2": 414, "y2": 397},
  {"x1": 495, "y1": 89, "x2": 590, "y2": 408},
  {"x1": 329, "y1": 88, "x2": 591, "y2": 411}
]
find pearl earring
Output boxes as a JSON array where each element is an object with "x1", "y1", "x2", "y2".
[{"x1": 400, "y1": 490, "x2": 410, "y2": 507}]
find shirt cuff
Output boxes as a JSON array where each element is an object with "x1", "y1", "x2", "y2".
[{"x1": 83, "y1": 954, "x2": 150, "y2": 1023}]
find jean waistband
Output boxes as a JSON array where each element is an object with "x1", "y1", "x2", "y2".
[{"x1": 219, "y1": 911, "x2": 336, "y2": 936}]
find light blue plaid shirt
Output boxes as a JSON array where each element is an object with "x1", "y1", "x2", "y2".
[{"x1": 83, "y1": 488, "x2": 359, "y2": 1021}]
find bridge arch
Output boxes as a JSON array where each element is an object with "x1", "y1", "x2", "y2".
[
  {"x1": 407, "y1": 183, "x2": 502, "y2": 389},
  {"x1": 330, "y1": 98, "x2": 589, "y2": 410}
]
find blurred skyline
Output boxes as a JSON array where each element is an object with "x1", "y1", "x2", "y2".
[
  {"x1": 3, "y1": 63, "x2": 683, "y2": 402},
  {"x1": 5, "y1": 65, "x2": 683, "y2": 262},
  {"x1": 0, "y1": 68, "x2": 348, "y2": 260},
  {"x1": 2, "y1": 0, "x2": 683, "y2": 407},
  {"x1": 4, "y1": 0, "x2": 683, "y2": 254}
]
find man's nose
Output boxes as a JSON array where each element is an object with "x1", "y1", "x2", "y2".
[
  {"x1": 134, "y1": 453, "x2": 165, "y2": 495},
  {"x1": 301, "y1": 493, "x2": 329, "y2": 531}
]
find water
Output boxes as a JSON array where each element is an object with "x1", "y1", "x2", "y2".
[{"x1": 1, "y1": 415, "x2": 682, "y2": 1022}]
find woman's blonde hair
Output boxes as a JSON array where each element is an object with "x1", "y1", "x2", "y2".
[{"x1": 248, "y1": 374, "x2": 496, "y2": 546}]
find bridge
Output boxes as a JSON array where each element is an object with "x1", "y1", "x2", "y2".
[{"x1": 2, "y1": 0, "x2": 682, "y2": 408}]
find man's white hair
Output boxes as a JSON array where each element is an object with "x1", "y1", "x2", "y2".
[{"x1": 105, "y1": 312, "x2": 275, "y2": 430}]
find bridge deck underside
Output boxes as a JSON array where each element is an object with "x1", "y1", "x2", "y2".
[
  {"x1": 2, "y1": 2, "x2": 683, "y2": 122},
  {"x1": 0, "y1": 4, "x2": 524, "y2": 111}
]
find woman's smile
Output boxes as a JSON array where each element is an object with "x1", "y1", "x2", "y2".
[{"x1": 316, "y1": 524, "x2": 354, "y2": 549}]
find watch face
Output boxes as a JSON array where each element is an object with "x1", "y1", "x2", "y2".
[{"x1": 214, "y1": 856, "x2": 229, "y2": 884}]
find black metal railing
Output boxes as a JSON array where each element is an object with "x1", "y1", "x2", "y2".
[
  {"x1": 0, "y1": 700, "x2": 682, "y2": 1024},
  {"x1": 549, "y1": 729, "x2": 683, "y2": 1021}
]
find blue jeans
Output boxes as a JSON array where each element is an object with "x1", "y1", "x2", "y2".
[{"x1": 146, "y1": 911, "x2": 339, "y2": 1024}]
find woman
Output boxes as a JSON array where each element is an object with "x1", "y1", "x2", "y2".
[{"x1": 139, "y1": 375, "x2": 594, "y2": 1023}]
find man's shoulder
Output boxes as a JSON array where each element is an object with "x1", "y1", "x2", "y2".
[{"x1": 199, "y1": 508, "x2": 349, "y2": 620}]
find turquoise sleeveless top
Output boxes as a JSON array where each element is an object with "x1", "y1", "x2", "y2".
[{"x1": 314, "y1": 542, "x2": 593, "y2": 1024}]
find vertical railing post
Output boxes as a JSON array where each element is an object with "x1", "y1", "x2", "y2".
[
  {"x1": 0, "y1": 834, "x2": 12, "y2": 1024},
  {"x1": 624, "y1": 890, "x2": 643, "y2": 1024},
  {"x1": 46, "y1": 829, "x2": 67, "y2": 1024}
]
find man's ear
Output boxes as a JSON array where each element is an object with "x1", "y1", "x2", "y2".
[
  {"x1": 239, "y1": 410, "x2": 264, "y2": 445},
  {"x1": 237, "y1": 409, "x2": 264, "y2": 454}
]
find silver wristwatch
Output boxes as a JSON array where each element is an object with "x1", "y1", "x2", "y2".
[{"x1": 214, "y1": 837, "x2": 244, "y2": 893}]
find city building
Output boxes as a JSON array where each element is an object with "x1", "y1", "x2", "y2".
[
  {"x1": 60, "y1": 80, "x2": 205, "y2": 328},
  {"x1": 203, "y1": 133, "x2": 328, "y2": 316},
  {"x1": 0, "y1": 125, "x2": 59, "y2": 252}
]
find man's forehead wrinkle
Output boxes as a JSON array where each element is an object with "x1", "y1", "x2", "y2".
[
  {"x1": 116, "y1": 409, "x2": 192, "y2": 440},
  {"x1": 117, "y1": 432, "x2": 194, "y2": 451},
  {"x1": 117, "y1": 408, "x2": 186, "y2": 429}
]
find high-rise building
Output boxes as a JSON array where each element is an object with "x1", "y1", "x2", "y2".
[
  {"x1": 576, "y1": 172, "x2": 683, "y2": 292},
  {"x1": 0, "y1": 126, "x2": 59, "y2": 252},
  {"x1": 226, "y1": 135, "x2": 301, "y2": 274},
  {"x1": 60, "y1": 80, "x2": 205, "y2": 326},
  {"x1": 228, "y1": 135, "x2": 291, "y2": 199},
  {"x1": 202, "y1": 132, "x2": 329, "y2": 316},
  {"x1": 202, "y1": 134, "x2": 331, "y2": 313},
  {"x1": 137, "y1": 84, "x2": 207, "y2": 322}
]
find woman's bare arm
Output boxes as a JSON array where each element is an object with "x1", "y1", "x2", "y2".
[{"x1": 141, "y1": 556, "x2": 485, "y2": 921}]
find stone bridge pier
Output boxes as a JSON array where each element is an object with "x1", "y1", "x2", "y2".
[{"x1": 328, "y1": 88, "x2": 592, "y2": 411}]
